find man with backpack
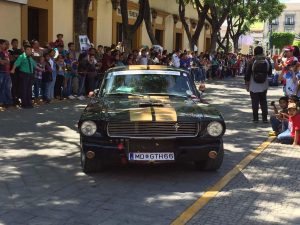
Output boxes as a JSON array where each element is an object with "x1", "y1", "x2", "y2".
[{"x1": 245, "y1": 46, "x2": 272, "y2": 123}]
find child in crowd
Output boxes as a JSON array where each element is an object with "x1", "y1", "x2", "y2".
[
  {"x1": 269, "y1": 96, "x2": 288, "y2": 136},
  {"x1": 64, "y1": 53, "x2": 75, "y2": 99},
  {"x1": 277, "y1": 102, "x2": 300, "y2": 146},
  {"x1": 41, "y1": 53, "x2": 53, "y2": 103},
  {"x1": 293, "y1": 63, "x2": 300, "y2": 97},
  {"x1": 33, "y1": 56, "x2": 45, "y2": 103},
  {"x1": 86, "y1": 54, "x2": 98, "y2": 94},
  {"x1": 54, "y1": 54, "x2": 66, "y2": 99},
  {"x1": 71, "y1": 58, "x2": 79, "y2": 96},
  {"x1": 279, "y1": 61, "x2": 298, "y2": 96},
  {"x1": 54, "y1": 34, "x2": 64, "y2": 48}
]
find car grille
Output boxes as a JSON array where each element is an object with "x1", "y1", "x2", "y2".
[{"x1": 107, "y1": 122, "x2": 199, "y2": 138}]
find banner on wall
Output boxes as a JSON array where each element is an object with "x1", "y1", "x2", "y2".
[
  {"x1": 6, "y1": 0, "x2": 27, "y2": 4},
  {"x1": 79, "y1": 35, "x2": 91, "y2": 52}
]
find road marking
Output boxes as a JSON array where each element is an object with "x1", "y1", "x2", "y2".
[{"x1": 170, "y1": 136, "x2": 276, "y2": 225}]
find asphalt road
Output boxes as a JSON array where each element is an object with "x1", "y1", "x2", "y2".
[{"x1": 0, "y1": 77, "x2": 288, "y2": 225}]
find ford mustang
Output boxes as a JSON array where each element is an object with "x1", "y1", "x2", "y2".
[{"x1": 78, "y1": 65, "x2": 226, "y2": 173}]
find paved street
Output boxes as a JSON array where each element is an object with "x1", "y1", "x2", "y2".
[{"x1": 0, "y1": 77, "x2": 299, "y2": 225}]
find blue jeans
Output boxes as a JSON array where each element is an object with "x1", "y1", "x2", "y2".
[
  {"x1": 277, "y1": 129, "x2": 293, "y2": 144},
  {"x1": 0, "y1": 73, "x2": 13, "y2": 105},
  {"x1": 64, "y1": 77, "x2": 72, "y2": 97},
  {"x1": 49, "y1": 72, "x2": 56, "y2": 99},
  {"x1": 42, "y1": 82, "x2": 51, "y2": 101},
  {"x1": 33, "y1": 78, "x2": 42, "y2": 99},
  {"x1": 270, "y1": 116, "x2": 288, "y2": 133},
  {"x1": 77, "y1": 75, "x2": 86, "y2": 96},
  {"x1": 0, "y1": 72, "x2": 6, "y2": 104}
]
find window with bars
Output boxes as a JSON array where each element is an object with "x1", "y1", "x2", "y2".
[{"x1": 285, "y1": 15, "x2": 295, "y2": 25}]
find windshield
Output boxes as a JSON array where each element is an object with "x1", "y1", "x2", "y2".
[{"x1": 101, "y1": 70, "x2": 194, "y2": 97}]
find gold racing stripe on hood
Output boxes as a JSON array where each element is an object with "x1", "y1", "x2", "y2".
[
  {"x1": 154, "y1": 107, "x2": 177, "y2": 122},
  {"x1": 128, "y1": 95, "x2": 170, "y2": 102},
  {"x1": 130, "y1": 107, "x2": 153, "y2": 121}
]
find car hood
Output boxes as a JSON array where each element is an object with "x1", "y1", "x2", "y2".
[{"x1": 82, "y1": 96, "x2": 223, "y2": 122}]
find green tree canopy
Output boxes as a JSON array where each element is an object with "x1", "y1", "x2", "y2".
[{"x1": 271, "y1": 32, "x2": 295, "y2": 49}]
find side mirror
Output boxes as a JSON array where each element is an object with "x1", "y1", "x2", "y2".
[{"x1": 88, "y1": 89, "x2": 100, "y2": 98}]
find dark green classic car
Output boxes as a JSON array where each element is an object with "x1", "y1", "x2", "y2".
[{"x1": 78, "y1": 65, "x2": 226, "y2": 173}]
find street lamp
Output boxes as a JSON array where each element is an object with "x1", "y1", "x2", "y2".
[
  {"x1": 111, "y1": 0, "x2": 120, "y2": 10},
  {"x1": 151, "y1": 9, "x2": 158, "y2": 20},
  {"x1": 269, "y1": 19, "x2": 273, "y2": 53},
  {"x1": 173, "y1": 14, "x2": 179, "y2": 24}
]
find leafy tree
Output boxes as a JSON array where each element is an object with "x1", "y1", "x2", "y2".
[
  {"x1": 271, "y1": 32, "x2": 295, "y2": 49},
  {"x1": 293, "y1": 40, "x2": 300, "y2": 48},
  {"x1": 177, "y1": 0, "x2": 209, "y2": 51},
  {"x1": 143, "y1": 0, "x2": 158, "y2": 45},
  {"x1": 120, "y1": 0, "x2": 158, "y2": 51},
  {"x1": 226, "y1": 0, "x2": 285, "y2": 53},
  {"x1": 74, "y1": 0, "x2": 91, "y2": 51},
  {"x1": 205, "y1": 0, "x2": 239, "y2": 54},
  {"x1": 120, "y1": 0, "x2": 146, "y2": 52}
]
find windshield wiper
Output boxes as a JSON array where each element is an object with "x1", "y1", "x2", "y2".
[
  {"x1": 106, "y1": 93, "x2": 144, "y2": 97},
  {"x1": 146, "y1": 93, "x2": 188, "y2": 98}
]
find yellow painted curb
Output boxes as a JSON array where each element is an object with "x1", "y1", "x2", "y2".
[{"x1": 170, "y1": 136, "x2": 276, "y2": 225}]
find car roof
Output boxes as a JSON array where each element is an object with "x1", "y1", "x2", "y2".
[{"x1": 106, "y1": 65, "x2": 188, "y2": 74}]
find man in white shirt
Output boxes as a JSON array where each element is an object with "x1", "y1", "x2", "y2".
[
  {"x1": 138, "y1": 48, "x2": 148, "y2": 65},
  {"x1": 172, "y1": 49, "x2": 180, "y2": 68}
]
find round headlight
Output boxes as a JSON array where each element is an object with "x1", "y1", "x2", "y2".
[
  {"x1": 80, "y1": 121, "x2": 97, "y2": 136},
  {"x1": 207, "y1": 121, "x2": 223, "y2": 137}
]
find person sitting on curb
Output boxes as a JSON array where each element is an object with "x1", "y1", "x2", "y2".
[
  {"x1": 269, "y1": 96, "x2": 288, "y2": 136},
  {"x1": 277, "y1": 102, "x2": 300, "y2": 146}
]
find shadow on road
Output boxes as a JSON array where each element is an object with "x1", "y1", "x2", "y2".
[{"x1": 0, "y1": 78, "x2": 292, "y2": 225}]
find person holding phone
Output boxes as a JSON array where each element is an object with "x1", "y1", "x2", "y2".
[{"x1": 269, "y1": 96, "x2": 288, "y2": 136}]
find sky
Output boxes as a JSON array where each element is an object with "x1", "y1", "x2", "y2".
[{"x1": 280, "y1": 0, "x2": 300, "y2": 3}]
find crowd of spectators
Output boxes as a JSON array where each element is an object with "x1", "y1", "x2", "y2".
[
  {"x1": 266, "y1": 45, "x2": 300, "y2": 146},
  {"x1": 0, "y1": 33, "x2": 250, "y2": 110},
  {"x1": 2, "y1": 33, "x2": 300, "y2": 145}
]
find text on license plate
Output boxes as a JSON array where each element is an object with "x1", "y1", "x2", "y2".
[{"x1": 128, "y1": 152, "x2": 175, "y2": 161}]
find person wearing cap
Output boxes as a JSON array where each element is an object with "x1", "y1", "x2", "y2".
[
  {"x1": 273, "y1": 46, "x2": 298, "y2": 94},
  {"x1": 278, "y1": 60, "x2": 299, "y2": 96},
  {"x1": 277, "y1": 102, "x2": 300, "y2": 146},
  {"x1": 273, "y1": 45, "x2": 298, "y2": 71}
]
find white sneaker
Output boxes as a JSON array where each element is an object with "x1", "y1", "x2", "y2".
[
  {"x1": 78, "y1": 96, "x2": 86, "y2": 100},
  {"x1": 68, "y1": 95, "x2": 75, "y2": 100}
]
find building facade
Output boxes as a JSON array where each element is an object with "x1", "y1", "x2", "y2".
[
  {"x1": 0, "y1": 0, "x2": 212, "y2": 52},
  {"x1": 268, "y1": 3, "x2": 300, "y2": 34},
  {"x1": 262, "y1": 2, "x2": 300, "y2": 52}
]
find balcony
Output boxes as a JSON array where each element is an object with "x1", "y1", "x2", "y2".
[{"x1": 285, "y1": 21, "x2": 295, "y2": 25}]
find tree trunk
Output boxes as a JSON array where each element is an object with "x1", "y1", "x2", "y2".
[
  {"x1": 120, "y1": 0, "x2": 145, "y2": 52},
  {"x1": 74, "y1": 0, "x2": 91, "y2": 51},
  {"x1": 233, "y1": 37, "x2": 239, "y2": 53},
  {"x1": 144, "y1": 0, "x2": 158, "y2": 45},
  {"x1": 210, "y1": 31, "x2": 218, "y2": 54},
  {"x1": 122, "y1": 38, "x2": 132, "y2": 53},
  {"x1": 178, "y1": 0, "x2": 208, "y2": 52}
]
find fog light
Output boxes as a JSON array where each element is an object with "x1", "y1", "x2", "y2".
[
  {"x1": 86, "y1": 151, "x2": 95, "y2": 159},
  {"x1": 208, "y1": 151, "x2": 217, "y2": 159}
]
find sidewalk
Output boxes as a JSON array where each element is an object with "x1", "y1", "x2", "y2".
[
  {"x1": 187, "y1": 141, "x2": 300, "y2": 225},
  {"x1": 185, "y1": 78, "x2": 300, "y2": 225}
]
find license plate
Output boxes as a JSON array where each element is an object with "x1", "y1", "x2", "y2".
[{"x1": 128, "y1": 152, "x2": 175, "y2": 161}]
